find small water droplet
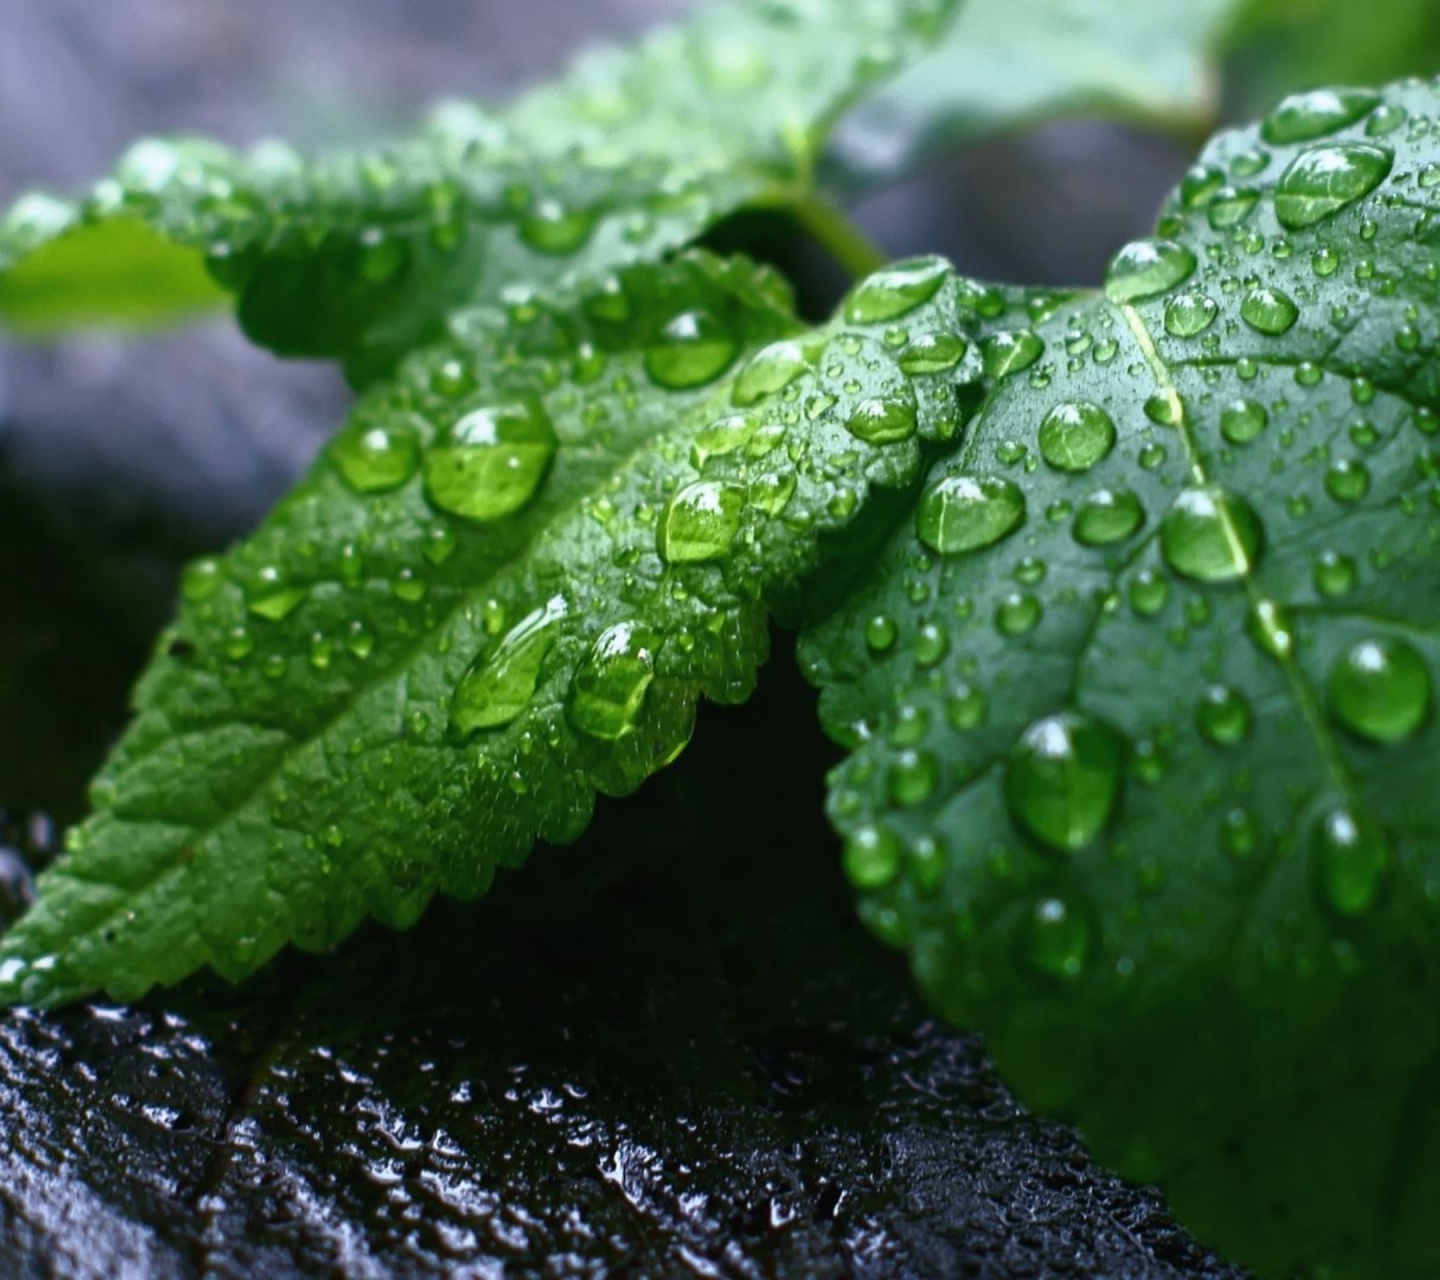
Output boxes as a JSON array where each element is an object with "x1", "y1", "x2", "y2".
[
  {"x1": 1073, "y1": 488, "x2": 1145, "y2": 546},
  {"x1": 566, "y1": 621, "x2": 660, "y2": 741},
  {"x1": 843, "y1": 256, "x2": 950, "y2": 324},
  {"x1": 1006, "y1": 711, "x2": 1125, "y2": 852},
  {"x1": 888, "y1": 750, "x2": 938, "y2": 807},
  {"x1": 331, "y1": 416, "x2": 422, "y2": 494},
  {"x1": 451, "y1": 595, "x2": 567, "y2": 734},
  {"x1": 657, "y1": 481, "x2": 746, "y2": 563},
  {"x1": 916, "y1": 474, "x2": 1026, "y2": 555},
  {"x1": 898, "y1": 332, "x2": 968, "y2": 374},
  {"x1": 1128, "y1": 568, "x2": 1169, "y2": 616},
  {"x1": 946, "y1": 683, "x2": 987, "y2": 730},
  {"x1": 844, "y1": 825, "x2": 902, "y2": 888},
  {"x1": 981, "y1": 329, "x2": 1044, "y2": 378},
  {"x1": 995, "y1": 592, "x2": 1042, "y2": 636},
  {"x1": 247, "y1": 566, "x2": 306, "y2": 621},
  {"x1": 423, "y1": 398, "x2": 558, "y2": 521},
  {"x1": 1240, "y1": 287, "x2": 1300, "y2": 335},
  {"x1": 1160, "y1": 486, "x2": 1263, "y2": 582},
  {"x1": 846, "y1": 391, "x2": 918, "y2": 444},
  {"x1": 1025, "y1": 897, "x2": 1090, "y2": 980},
  {"x1": 644, "y1": 310, "x2": 738, "y2": 388},
  {"x1": 1104, "y1": 239, "x2": 1197, "y2": 304},
  {"x1": 1273, "y1": 144, "x2": 1393, "y2": 229},
  {"x1": 1312, "y1": 806, "x2": 1388, "y2": 916},
  {"x1": 1313, "y1": 549, "x2": 1356, "y2": 597},
  {"x1": 518, "y1": 198, "x2": 595, "y2": 254},
  {"x1": 731, "y1": 338, "x2": 813, "y2": 407},
  {"x1": 1324, "y1": 458, "x2": 1371, "y2": 503},
  {"x1": 1221, "y1": 808, "x2": 1261, "y2": 859},
  {"x1": 1327, "y1": 637, "x2": 1431, "y2": 742},
  {"x1": 1196, "y1": 684, "x2": 1252, "y2": 745},
  {"x1": 1261, "y1": 88, "x2": 1380, "y2": 144},
  {"x1": 1220, "y1": 398, "x2": 1268, "y2": 445},
  {"x1": 1207, "y1": 186, "x2": 1260, "y2": 229},
  {"x1": 1038, "y1": 401, "x2": 1116, "y2": 472}
]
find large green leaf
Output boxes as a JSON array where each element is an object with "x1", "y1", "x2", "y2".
[
  {"x1": 829, "y1": 0, "x2": 1246, "y2": 187},
  {"x1": 0, "y1": 0, "x2": 954, "y2": 379},
  {"x1": 802, "y1": 83, "x2": 1440, "y2": 1278},
  {"x1": 0, "y1": 247, "x2": 993, "y2": 1007}
]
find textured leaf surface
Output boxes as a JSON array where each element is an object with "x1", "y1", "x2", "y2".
[
  {"x1": 0, "y1": 0, "x2": 954, "y2": 376},
  {"x1": 0, "y1": 247, "x2": 994, "y2": 1007},
  {"x1": 831, "y1": 0, "x2": 1243, "y2": 187},
  {"x1": 803, "y1": 82, "x2": 1440, "y2": 1279}
]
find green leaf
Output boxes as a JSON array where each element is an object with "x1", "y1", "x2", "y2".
[
  {"x1": 802, "y1": 83, "x2": 1440, "y2": 1279},
  {"x1": 0, "y1": 0, "x2": 955, "y2": 377},
  {"x1": 829, "y1": 0, "x2": 1245, "y2": 188},
  {"x1": 0, "y1": 247, "x2": 992, "y2": 1008}
]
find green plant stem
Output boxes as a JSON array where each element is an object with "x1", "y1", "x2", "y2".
[{"x1": 791, "y1": 195, "x2": 888, "y2": 280}]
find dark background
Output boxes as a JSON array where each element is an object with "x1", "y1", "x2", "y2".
[{"x1": 0, "y1": 4, "x2": 1251, "y2": 1277}]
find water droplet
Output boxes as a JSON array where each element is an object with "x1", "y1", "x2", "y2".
[
  {"x1": 1006, "y1": 712, "x2": 1125, "y2": 852},
  {"x1": 657, "y1": 481, "x2": 746, "y2": 562},
  {"x1": 916, "y1": 474, "x2": 1025, "y2": 555},
  {"x1": 451, "y1": 595, "x2": 567, "y2": 734},
  {"x1": 899, "y1": 332, "x2": 968, "y2": 374},
  {"x1": 1160, "y1": 486, "x2": 1263, "y2": 583},
  {"x1": 1073, "y1": 488, "x2": 1144, "y2": 546},
  {"x1": 843, "y1": 255, "x2": 949, "y2": 324},
  {"x1": 995, "y1": 592, "x2": 1042, "y2": 636},
  {"x1": 1313, "y1": 549, "x2": 1356, "y2": 597},
  {"x1": 1328, "y1": 637, "x2": 1431, "y2": 741},
  {"x1": 749, "y1": 470, "x2": 796, "y2": 515},
  {"x1": 1231, "y1": 147, "x2": 1271, "y2": 177},
  {"x1": 1038, "y1": 401, "x2": 1116, "y2": 472},
  {"x1": 1179, "y1": 164, "x2": 1225, "y2": 209},
  {"x1": 1220, "y1": 398, "x2": 1268, "y2": 445},
  {"x1": 1104, "y1": 239, "x2": 1197, "y2": 304},
  {"x1": 1143, "y1": 392, "x2": 1184, "y2": 426},
  {"x1": 247, "y1": 566, "x2": 306, "y2": 621},
  {"x1": 981, "y1": 329, "x2": 1044, "y2": 377},
  {"x1": 424, "y1": 399, "x2": 558, "y2": 521},
  {"x1": 1312, "y1": 806, "x2": 1388, "y2": 916},
  {"x1": 888, "y1": 750, "x2": 938, "y2": 807},
  {"x1": 1025, "y1": 897, "x2": 1089, "y2": 980},
  {"x1": 518, "y1": 198, "x2": 595, "y2": 254},
  {"x1": 183, "y1": 557, "x2": 222, "y2": 602},
  {"x1": 844, "y1": 825, "x2": 902, "y2": 888},
  {"x1": 1221, "y1": 808, "x2": 1261, "y2": 859},
  {"x1": 1207, "y1": 186, "x2": 1260, "y2": 229},
  {"x1": 1164, "y1": 292, "x2": 1218, "y2": 337},
  {"x1": 643, "y1": 310, "x2": 738, "y2": 388},
  {"x1": 1324, "y1": 458, "x2": 1371, "y2": 503},
  {"x1": 865, "y1": 613, "x2": 897, "y2": 653},
  {"x1": 731, "y1": 338, "x2": 813, "y2": 407},
  {"x1": 1366, "y1": 102, "x2": 1408, "y2": 137},
  {"x1": 1196, "y1": 684, "x2": 1251, "y2": 745},
  {"x1": 566, "y1": 621, "x2": 660, "y2": 741},
  {"x1": 946, "y1": 683, "x2": 987, "y2": 730},
  {"x1": 1248, "y1": 598, "x2": 1294, "y2": 660},
  {"x1": 331, "y1": 416, "x2": 422, "y2": 493},
  {"x1": 1240, "y1": 287, "x2": 1299, "y2": 335},
  {"x1": 1261, "y1": 88, "x2": 1380, "y2": 144},
  {"x1": 1128, "y1": 568, "x2": 1169, "y2": 615},
  {"x1": 846, "y1": 391, "x2": 918, "y2": 444},
  {"x1": 1273, "y1": 144, "x2": 1393, "y2": 229}
]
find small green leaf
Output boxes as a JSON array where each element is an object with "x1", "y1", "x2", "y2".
[
  {"x1": 0, "y1": 0, "x2": 956, "y2": 377},
  {"x1": 830, "y1": 0, "x2": 1246, "y2": 188},
  {"x1": 0, "y1": 248, "x2": 988, "y2": 1008},
  {"x1": 803, "y1": 81, "x2": 1440, "y2": 1280}
]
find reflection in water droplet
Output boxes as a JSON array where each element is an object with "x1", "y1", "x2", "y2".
[
  {"x1": 1273, "y1": 144, "x2": 1393, "y2": 230},
  {"x1": 1160, "y1": 486, "x2": 1263, "y2": 583},
  {"x1": 1328, "y1": 637, "x2": 1432, "y2": 742},
  {"x1": 424, "y1": 398, "x2": 558, "y2": 521},
  {"x1": 566, "y1": 621, "x2": 660, "y2": 741},
  {"x1": 1006, "y1": 711, "x2": 1125, "y2": 852},
  {"x1": 451, "y1": 595, "x2": 567, "y2": 734},
  {"x1": 657, "y1": 481, "x2": 746, "y2": 563},
  {"x1": 1038, "y1": 402, "x2": 1116, "y2": 472},
  {"x1": 916, "y1": 474, "x2": 1026, "y2": 555}
]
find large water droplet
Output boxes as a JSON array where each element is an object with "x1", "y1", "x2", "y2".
[
  {"x1": 1240, "y1": 287, "x2": 1299, "y2": 335},
  {"x1": 899, "y1": 332, "x2": 968, "y2": 374},
  {"x1": 643, "y1": 309, "x2": 738, "y2": 388},
  {"x1": 1160, "y1": 486, "x2": 1263, "y2": 583},
  {"x1": 916, "y1": 474, "x2": 1025, "y2": 555},
  {"x1": 1006, "y1": 711, "x2": 1125, "y2": 852},
  {"x1": 1261, "y1": 88, "x2": 1380, "y2": 144},
  {"x1": 566, "y1": 621, "x2": 660, "y2": 741},
  {"x1": 1038, "y1": 401, "x2": 1116, "y2": 472},
  {"x1": 423, "y1": 398, "x2": 558, "y2": 521},
  {"x1": 330, "y1": 416, "x2": 422, "y2": 494},
  {"x1": 1104, "y1": 239, "x2": 1197, "y2": 304},
  {"x1": 843, "y1": 255, "x2": 949, "y2": 324},
  {"x1": 730, "y1": 338, "x2": 813, "y2": 407},
  {"x1": 846, "y1": 391, "x2": 918, "y2": 444},
  {"x1": 1025, "y1": 897, "x2": 1090, "y2": 980},
  {"x1": 843, "y1": 825, "x2": 902, "y2": 888},
  {"x1": 1273, "y1": 144, "x2": 1393, "y2": 230},
  {"x1": 1073, "y1": 488, "x2": 1144, "y2": 546},
  {"x1": 1220, "y1": 398, "x2": 1268, "y2": 445},
  {"x1": 1312, "y1": 805, "x2": 1388, "y2": 916},
  {"x1": 1207, "y1": 186, "x2": 1260, "y2": 229},
  {"x1": 657, "y1": 481, "x2": 745, "y2": 562},
  {"x1": 518, "y1": 198, "x2": 596, "y2": 254},
  {"x1": 981, "y1": 329, "x2": 1044, "y2": 378},
  {"x1": 1164, "y1": 292, "x2": 1218, "y2": 337},
  {"x1": 451, "y1": 595, "x2": 567, "y2": 734},
  {"x1": 1327, "y1": 637, "x2": 1432, "y2": 742}
]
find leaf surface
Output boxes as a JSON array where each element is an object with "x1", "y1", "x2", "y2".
[{"x1": 802, "y1": 81, "x2": 1440, "y2": 1279}]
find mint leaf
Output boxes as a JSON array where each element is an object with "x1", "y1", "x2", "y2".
[
  {"x1": 831, "y1": 0, "x2": 1245, "y2": 188},
  {"x1": 802, "y1": 83, "x2": 1440, "y2": 1279},
  {"x1": 0, "y1": 0, "x2": 955, "y2": 377},
  {"x1": 0, "y1": 247, "x2": 991, "y2": 1008}
]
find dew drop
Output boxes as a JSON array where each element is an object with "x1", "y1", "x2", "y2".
[
  {"x1": 843, "y1": 825, "x2": 902, "y2": 889},
  {"x1": 1261, "y1": 88, "x2": 1380, "y2": 144},
  {"x1": 1025, "y1": 897, "x2": 1090, "y2": 980},
  {"x1": 451, "y1": 595, "x2": 566, "y2": 734},
  {"x1": 566, "y1": 621, "x2": 660, "y2": 741},
  {"x1": 423, "y1": 398, "x2": 558, "y2": 521},
  {"x1": 517, "y1": 199, "x2": 595, "y2": 254},
  {"x1": 1164, "y1": 292, "x2": 1218, "y2": 337},
  {"x1": 1273, "y1": 144, "x2": 1393, "y2": 230},
  {"x1": 1006, "y1": 711, "x2": 1125, "y2": 852},
  {"x1": 1240, "y1": 287, "x2": 1299, "y2": 335},
  {"x1": 643, "y1": 310, "x2": 738, "y2": 388},
  {"x1": 1313, "y1": 549, "x2": 1356, "y2": 597},
  {"x1": 1160, "y1": 486, "x2": 1263, "y2": 582},
  {"x1": 1104, "y1": 239, "x2": 1197, "y2": 304},
  {"x1": 1220, "y1": 398, "x2": 1268, "y2": 445},
  {"x1": 657, "y1": 481, "x2": 746, "y2": 563},
  {"x1": 888, "y1": 750, "x2": 939, "y2": 807},
  {"x1": 899, "y1": 332, "x2": 968, "y2": 374},
  {"x1": 247, "y1": 566, "x2": 306, "y2": 621},
  {"x1": 981, "y1": 329, "x2": 1044, "y2": 378},
  {"x1": 1207, "y1": 186, "x2": 1260, "y2": 229},
  {"x1": 331, "y1": 416, "x2": 422, "y2": 494},
  {"x1": 946, "y1": 683, "x2": 988, "y2": 730},
  {"x1": 730, "y1": 338, "x2": 813, "y2": 407},
  {"x1": 1312, "y1": 806, "x2": 1389, "y2": 916},
  {"x1": 1037, "y1": 401, "x2": 1116, "y2": 472},
  {"x1": 1324, "y1": 458, "x2": 1371, "y2": 503},
  {"x1": 1327, "y1": 637, "x2": 1431, "y2": 742},
  {"x1": 1073, "y1": 488, "x2": 1145, "y2": 546},
  {"x1": 846, "y1": 391, "x2": 919, "y2": 444},
  {"x1": 916, "y1": 474, "x2": 1026, "y2": 555},
  {"x1": 1128, "y1": 568, "x2": 1169, "y2": 616},
  {"x1": 1196, "y1": 684, "x2": 1252, "y2": 745},
  {"x1": 843, "y1": 255, "x2": 950, "y2": 324}
]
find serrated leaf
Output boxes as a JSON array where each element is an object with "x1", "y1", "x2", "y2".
[
  {"x1": 829, "y1": 0, "x2": 1245, "y2": 189},
  {"x1": 0, "y1": 247, "x2": 994, "y2": 1008},
  {"x1": 0, "y1": 0, "x2": 955, "y2": 378},
  {"x1": 802, "y1": 82, "x2": 1440, "y2": 1279}
]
